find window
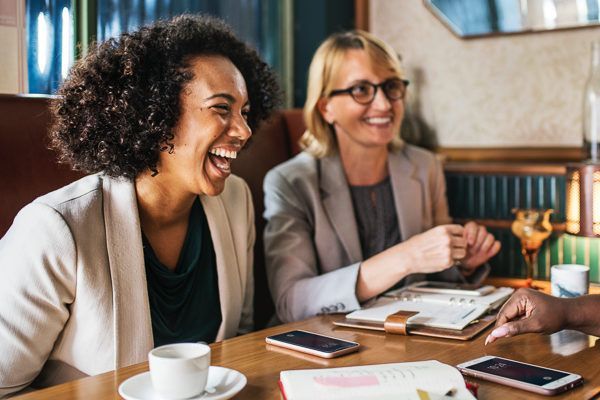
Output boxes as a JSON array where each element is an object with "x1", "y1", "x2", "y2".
[
  {"x1": 97, "y1": 0, "x2": 283, "y2": 78},
  {"x1": 26, "y1": 0, "x2": 74, "y2": 94},
  {"x1": 24, "y1": 0, "x2": 284, "y2": 95}
]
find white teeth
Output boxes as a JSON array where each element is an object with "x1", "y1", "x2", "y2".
[
  {"x1": 211, "y1": 156, "x2": 231, "y2": 172},
  {"x1": 209, "y1": 148, "x2": 237, "y2": 159},
  {"x1": 366, "y1": 117, "x2": 391, "y2": 124}
]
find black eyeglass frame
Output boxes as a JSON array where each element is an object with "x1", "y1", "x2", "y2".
[{"x1": 328, "y1": 78, "x2": 410, "y2": 104}]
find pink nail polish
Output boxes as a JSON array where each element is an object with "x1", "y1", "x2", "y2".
[{"x1": 492, "y1": 326, "x2": 509, "y2": 338}]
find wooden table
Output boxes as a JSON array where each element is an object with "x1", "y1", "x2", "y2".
[
  {"x1": 14, "y1": 312, "x2": 600, "y2": 400},
  {"x1": 485, "y1": 277, "x2": 600, "y2": 295}
]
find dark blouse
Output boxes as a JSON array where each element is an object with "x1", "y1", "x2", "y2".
[
  {"x1": 349, "y1": 176, "x2": 401, "y2": 260},
  {"x1": 143, "y1": 198, "x2": 222, "y2": 347}
]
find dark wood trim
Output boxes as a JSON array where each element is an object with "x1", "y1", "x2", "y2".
[
  {"x1": 437, "y1": 147, "x2": 585, "y2": 163},
  {"x1": 355, "y1": 0, "x2": 369, "y2": 30},
  {"x1": 0, "y1": 93, "x2": 55, "y2": 100},
  {"x1": 444, "y1": 162, "x2": 567, "y2": 176},
  {"x1": 454, "y1": 218, "x2": 566, "y2": 233}
]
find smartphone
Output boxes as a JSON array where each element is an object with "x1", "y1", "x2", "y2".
[
  {"x1": 409, "y1": 281, "x2": 495, "y2": 296},
  {"x1": 457, "y1": 356, "x2": 583, "y2": 395},
  {"x1": 265, "y1": 330, "x2": 360, "y2": 358}
]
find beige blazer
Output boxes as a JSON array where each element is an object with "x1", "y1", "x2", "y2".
[
  {"x1": 0, "y1": 173, "x2": 254, "y2": 396},
  {"x1": 264, "y1": 144, "x2": 488, "y2": 323}
]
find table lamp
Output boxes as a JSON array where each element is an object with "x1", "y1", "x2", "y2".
[
  {"x1": 572, "y1": 40, "x2": 600, "y2": 238},
  {"x1": 565, "y1": 164, "x2": 600, "y2": 237}
]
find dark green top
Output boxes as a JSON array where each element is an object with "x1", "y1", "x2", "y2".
[{"x1": 143, "y1": 198, "x2": 222, "y2": 347}]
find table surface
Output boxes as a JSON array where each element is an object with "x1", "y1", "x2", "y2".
[{"x1": 13, "y1": 280, "x2": 600, "y2": 400}]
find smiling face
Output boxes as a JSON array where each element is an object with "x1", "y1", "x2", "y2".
[
  {"x1": 157, "y1": 55, "x2": 251, "y2": 197},
  {"x1": 318, "y1": 49, "x2": 404, "y2": 153}
]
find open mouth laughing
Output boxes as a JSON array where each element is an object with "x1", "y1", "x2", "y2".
[{"x1": 208, "y1": 147, "x2": 238, "y2": 175}]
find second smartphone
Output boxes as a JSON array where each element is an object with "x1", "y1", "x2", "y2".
[
  {"x1": 265, "y1": 330, "x2": 360, "y2": 358},
  {"x1": 457, "y1": 356, "x2": 583, "y2": 395}
]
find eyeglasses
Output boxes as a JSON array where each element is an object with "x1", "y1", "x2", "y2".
[{"x1": 328, "y1": 78, "x2": 409, "y2": 105}]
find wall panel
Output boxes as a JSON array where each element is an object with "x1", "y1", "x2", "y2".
[{"x1": 446, "y1": 169, "x2": 599, "y2": 282}]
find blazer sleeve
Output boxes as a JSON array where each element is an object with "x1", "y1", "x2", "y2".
[
  {"x1": 0, "y1": 203, "x2": 76, "y2": 397},
  {"x1": 263, "y1": 169, "x2": 361, "y2": 324},
  {"x1": 237, "y1": 181, "x2": 254, "y2": 335}
]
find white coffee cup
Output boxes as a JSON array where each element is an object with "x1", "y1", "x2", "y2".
[
  {"x1": 551, "y1": 264, "x2": 589, "y2": 298},
  {"x1": 148, "y1": 342, "x2": 211, "y2": 400}
]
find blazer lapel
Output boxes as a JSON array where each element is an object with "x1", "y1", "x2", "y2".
[
  {"x1": 320, "y1": 154, "x2": 363, "y2": 262},
  {"x1": 200, "y1": 194, "x2": 241, "y2": 341},
  {"x1": 389, "y1": 149, "x2": 423, "y2": 240},
  {"x1": 102, "y1": 175, "x2": 153, "y2": 368}
]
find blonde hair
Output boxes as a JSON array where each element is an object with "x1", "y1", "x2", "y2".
[{"x1": 300, "y1": 30, "x2": 406, "y2": 158}]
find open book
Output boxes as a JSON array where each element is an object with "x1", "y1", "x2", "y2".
[
  {"x1": 279, "y1": 360, "x2": 476, "y2": 400},
  {"x1": 344, "y1": 287, "x2": 514, "y2": 331}
]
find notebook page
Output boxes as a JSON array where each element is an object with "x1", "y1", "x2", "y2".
[{"x1": 280, "y1": 361, "x2": 475, "y2": 400}]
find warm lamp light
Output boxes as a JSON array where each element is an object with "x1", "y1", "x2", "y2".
[{"x1": 566, "y1": 163, "x2": 600, "y2": 237}]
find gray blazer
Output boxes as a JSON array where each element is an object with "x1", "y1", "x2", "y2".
[{"x1": 264, "y1": 144, "x2": 487, "y2": 323}]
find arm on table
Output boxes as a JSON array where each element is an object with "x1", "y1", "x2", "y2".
[{"x1": 263, "y1": 168, "x2": 473, "y2": 319}]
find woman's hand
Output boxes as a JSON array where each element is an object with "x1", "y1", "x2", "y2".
[
  {"x1": 402, "y1": 224, "x2": 468, "y2": 274},
  {"x1": 356, "y1": 224, "x2": 467, "y2": 302},
  {"x1": 459, "y1": 221, "x2": 501, "y2": 276},
  {"x1": 485, "y1": 289, "x2": 567, "y2": 345}
]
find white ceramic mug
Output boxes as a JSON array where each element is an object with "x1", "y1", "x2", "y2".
[
  {"x1": 148, "y1": 342, "x2": 211, "y2": 400},
  {"x1": 551, "y1": 264, "x2": 589, "y2": 298}
]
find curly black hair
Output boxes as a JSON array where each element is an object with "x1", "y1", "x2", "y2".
[{"x1": 50, "y1": 14, "x2": 280, "y2": 178}]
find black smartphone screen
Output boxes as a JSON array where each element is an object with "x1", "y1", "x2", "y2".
[
  {"x1": 267, "y1": 330, "x2": 357, "y2": 353},
  {"x1": 466, "y1": 357, "x2": 569, "y2": 386}
]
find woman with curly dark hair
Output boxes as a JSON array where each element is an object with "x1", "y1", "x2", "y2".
[{"x1": 0, "y1": 15, "x2": 278, "y2": 395}]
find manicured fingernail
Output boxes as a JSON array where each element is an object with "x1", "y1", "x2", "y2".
[
  {"x1": 484, "y1": 334, "x2": 493, "y2": 346},
  {"x1": 491, "y1": 326, "x2": 509, "y2": 338}
]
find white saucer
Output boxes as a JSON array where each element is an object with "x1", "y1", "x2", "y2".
[{"x1": 118, "y1": 366, "x2": 247, "y2": 400}]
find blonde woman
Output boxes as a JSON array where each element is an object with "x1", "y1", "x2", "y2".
[{"x1": 263, "y1": 30, "x2": 500, "y2": 323}]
